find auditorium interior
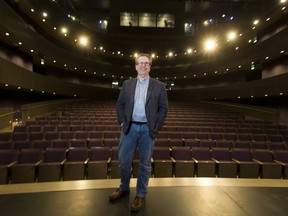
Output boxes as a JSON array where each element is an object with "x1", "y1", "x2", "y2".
[{"x1": 1, "y1": 0, "x2": 288, "y2": 215}]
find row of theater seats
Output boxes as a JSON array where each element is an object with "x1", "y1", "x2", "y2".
[
  {"x1": 1, "y1": 135, "x2": 288, "y2": 151},
  {"x1": 152, "y1": 147, "x2": 288, "y2": 179},
  {"x1": 1, "y1": 147, "x2": 288, "y2": 184},
  {"x1": 1, "y1": 101, "x2": 288, "y2": 184},
  {"x1": 0, "y1": 131, "x2": 121, "y2": 141},
  {"x1": 2, "y1": 129, "x2": 288, "y2": 142},
  {"x1": 12, "y1": 123, "x2": 288, "y2": 135},
  {"x1": 27, "y1": 116, "x2": 286, "y2": 129}
]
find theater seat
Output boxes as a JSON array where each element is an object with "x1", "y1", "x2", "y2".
[
  {"x1": 152, "y1": 147, "x2": 173, "y2": 177},
  {"x1": 87, "y1": 147, "x2": 111, "y2": 179},
  {"x1": 11, "y1": 149, "x2": 43, "y2": 183},
  {"x1": 0, "y1": 149, "x2": 18, "y2": 184},
  {"x1": 231, "y1": 148, "x2": 259, "y2": 178},
  {"x1": 63, "y1": 147, "x2": 89, "y2": 180},
  {"x1": 252, "y1": 149, "x2": 282, "y2": 179},
  {"x1": 171, "y1": 146, "x2": 194, "y2": 177},
  {"x1": 211, "y1": 148, "x2": 237, "y2": 178},
  {"x1": 38, "y1": 148, "x2": 67, "y2": 182},
  {"x1": 191, "y1": 147, "x2": 215, "y2": 177},
  {"x1": 273, "y1": 150, "x2": 288, "y2": 179},
  {"x1": 110, "y1": 147, "x2": 120, "y2": 179}
]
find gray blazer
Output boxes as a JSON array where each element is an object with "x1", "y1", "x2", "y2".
[{"x1": 116, "y1": 77, "x2": 168, "y2": 139}]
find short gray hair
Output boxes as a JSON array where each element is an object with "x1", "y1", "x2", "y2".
[{"x1": 135, "y1": 53, "x2": 152, "y2": 66}]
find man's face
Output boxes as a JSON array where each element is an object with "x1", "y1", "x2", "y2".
[{"x1": 135, "y1": 56, "x2": 151, "y2": 78}]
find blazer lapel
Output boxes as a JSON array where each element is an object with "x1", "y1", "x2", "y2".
[
  {"x1": 130, "y1": 78, "x2": 137, "y2": 106},
  {"x1": 146, "y1": 78, "x2": 153, "y2": 104}
]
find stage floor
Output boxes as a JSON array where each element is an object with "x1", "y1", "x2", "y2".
[{"x1": 0, "y1": 178, "x2": 288, "y2": 216}]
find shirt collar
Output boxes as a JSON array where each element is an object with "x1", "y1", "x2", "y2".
[{"x1": 137, "y1": 75, "x2": 149, "y2": 83}]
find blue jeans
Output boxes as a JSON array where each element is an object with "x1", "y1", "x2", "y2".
[{"x1": 118, "y1": 123, "x2": 154, "y2": 197}]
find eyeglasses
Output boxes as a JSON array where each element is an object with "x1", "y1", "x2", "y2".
[{"x1": 137, "y1": 62, "x2": 151, "y2": 66}]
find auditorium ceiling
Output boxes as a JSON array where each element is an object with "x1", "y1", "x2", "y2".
[{"x1": 0, "y1": 0, "x2": 287, "y2": 82}]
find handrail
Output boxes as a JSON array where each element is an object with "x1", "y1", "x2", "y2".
[{"x1": 21, "y1": 98, "x2": 88, "y2": 124}]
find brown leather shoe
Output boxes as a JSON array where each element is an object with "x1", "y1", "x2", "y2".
[
  {"x1": 131, "y1": 196, "x2": 146, "y2": 212},
  {"x1": 109, "y1": 188, "x2": 130, "y2": 202}
]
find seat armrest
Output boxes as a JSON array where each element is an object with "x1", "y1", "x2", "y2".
[
  {"x1": 211, "y1": 158, "x2": 219, "y2": 163},
  {"x1": 274, "y1": 160, "x2": 285, "y2": 166},
  {"x1": 60, "y1": 159, "x2": 67, "y2": 165},
  {"x1": 171, "y1": 157, "x2": 176, "y2": 163},
  {"x1": 253, "y1": 159, "x2": 263, "y2": 165},
  {"x1": 191, "y1": 157, "x2": 199, "y2": 163},
  {"x1": 7, "y1": 161, "x2": 17, "y2": 168},
  {"x1": 36, "y1": 160, "x2": 44, "y2": 166},
  {"x1": 232, "y1": 158, "x2": 240, "y2": 163}
]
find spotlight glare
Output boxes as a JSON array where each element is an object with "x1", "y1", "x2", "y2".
[{"x1": 204, "y1": 39, "x2": 217, "y2": 51}]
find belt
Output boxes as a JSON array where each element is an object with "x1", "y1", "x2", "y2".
[{"x1": 131, "y1": 121, "x2": 147, "y2": 125}]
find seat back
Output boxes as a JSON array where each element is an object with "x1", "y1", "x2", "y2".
[
  {"x1": 153, "y1": 147, "x2": 171, "y2": 160},
  {"x1": 0, "y1": 149, "x2": 18, "y2": 165},
  {"x1": 231, "y1": 148, "x2": 253, "y2": 161},
  {"x1": 18, "y1": 149, "x2": 43, "y2": 163},
  {"x1": 89, "y1": 147, "x2": 110, "y2": 161},
  {"x1": 251, "y1": 149, "x2": 274, "y2": 162},
  {"x1": 171, "y1": 147, "x2": 191, "y2": 160},
  {"x1": 211, "y1": 148, "x2": 232, "y2": 160},
  {"x1": 191, "y1": 147, "x2": 212, "y2": 160},
  {"x1": 52, "y1": 140, "x2": 70, "y2": 149},
  {"x1": 273, "y1": 150, "x2": 288, "y2": 163},
  {"x1": 67, "y1": 148, "x2": 88, "y2": 162},
  {"x1": 44, "y1": 148, "x2": 67, "y2": 162},
  {"x1": 0, "y1": 132, "x2": 13, "y2": 141},
  {"x1": 111, "y1": 147, "x2": 119, "y2": 160}
]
